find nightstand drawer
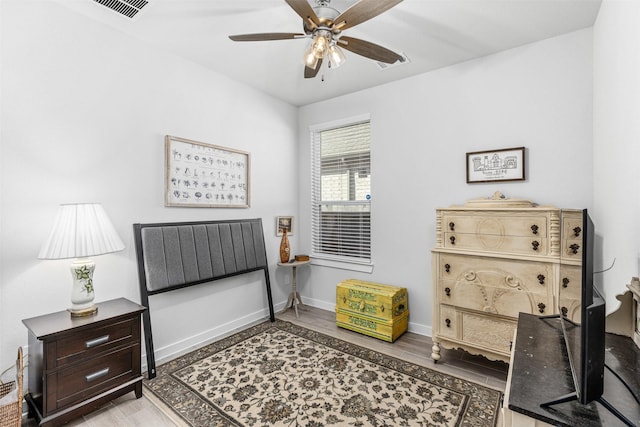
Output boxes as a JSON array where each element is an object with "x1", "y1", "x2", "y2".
[
  {"x1": 45, "y1": 344, "x2": 140, "y2": 413},
  {"x1": 52, "y1": 318, "x2": 139, "y2": 368}
]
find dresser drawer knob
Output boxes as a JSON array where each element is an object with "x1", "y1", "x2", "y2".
[
  {"x1": 444, "y1": 263, "x2": 451, "y2": 273},
  {"x1": 562, "y1": 278, "x2": 570, "y2": 288},
  {"x1": 538, "y1": 303, "x2": 546, "y2": 313},
  {"x1": 573, "y1": 226, "x2": 582, "y2": 237},
  {"x1": 531, "y1": 224, "x2": 539, "y2": 235},
  {"x1": 537, "y1": 274, "x2": 545, "y2": 285},
  {"x1": 85, "y1": 335, "x2": 110, "y2": 349},
  {"x1": 85, "y1": 367, "x2": 110, "y2": 382},
  {"x1": 531, "y1": 240, "x2": 540, "y2": 251},
  {"x1": 449, "y1": 236, "x2": 456, "y2": 245},
  {"x1": 445, "y1": 318, "x2": 451, "y2": 328},
  {"x1": 561, "y1": 306, "x2": 568, "y2": 317},
  {"x1": 343, "y1": 296, "x2": 347, "y2": 304},
  {"x1": 449, "y1": 222, "x2": 455, "y2": 231},
  {"x1": 380, "y1": 304, "x2": 385, "y2": 313},
  {"x1": 569, "y1": 243, "x2": 580, "y2": 254},
  {"x1": 444, "y1": 287, "x2": 451, "y2": 297}
]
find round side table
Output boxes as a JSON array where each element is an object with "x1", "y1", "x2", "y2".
[{"x1": 277, "y1": 260, "x2": 310, "y2": 318}]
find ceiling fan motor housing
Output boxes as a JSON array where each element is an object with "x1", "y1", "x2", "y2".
[{"x1": 304, "y1": 5, "x2": 341, "y2": 33}]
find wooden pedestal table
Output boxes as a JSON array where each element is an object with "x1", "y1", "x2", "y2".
[{"x1": 278, "y1": 260, "x2": 310, "y2": 318}]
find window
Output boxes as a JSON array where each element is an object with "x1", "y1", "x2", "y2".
[{"x1": 311, "y1": 119, "x2": 371, "y2": 264}]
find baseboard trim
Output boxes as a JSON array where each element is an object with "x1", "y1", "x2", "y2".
[{"x1": 143, "y1": 298, "x2": 431, "y2": 371}]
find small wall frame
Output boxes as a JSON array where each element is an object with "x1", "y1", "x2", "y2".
[
  {"x1": 165, "y1": 135, "x2": 250, "y2": 208},
  {"x1": 276, "y1": 216, "x2": 293, "y2": 236},
  {"x1": 466, "y1": 146, "x2": 525, "y2": 183}
]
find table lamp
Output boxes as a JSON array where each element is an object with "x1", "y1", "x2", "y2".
[{"x1": 38, "y1": 203, "x2": 125, "y2": 317}]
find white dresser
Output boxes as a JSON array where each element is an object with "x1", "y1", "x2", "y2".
[{"x1": 431, "y1": 192, "x2": 582, "y2": 363}]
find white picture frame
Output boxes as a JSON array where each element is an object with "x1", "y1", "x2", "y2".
[{"x1": 165, "y1": 135, "x2": 250, "y2": 208}]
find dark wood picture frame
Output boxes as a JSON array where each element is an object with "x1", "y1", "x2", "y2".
[{"x1": 466, "y1": 146, "x2": 526, "y2": 183}]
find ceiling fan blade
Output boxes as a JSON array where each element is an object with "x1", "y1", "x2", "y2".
[
  {"x1": 229, "y1": 33, "x2": 305, "y2": 41},
  {"x1": 333, "y1": 0, "x2": 403, "y2": 31},
  {"x1": 285, "y1": 0, "x2": 321, "y2": 30},
  {"x1": 338, "y1": 36, "x2": 403, "y2": 64},
  {"x1": 304, "y1": 58, "x2": 323, "y2": 79}
]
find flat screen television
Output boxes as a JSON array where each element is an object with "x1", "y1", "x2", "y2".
[
  {"x1": 560, "y1": 209, "x2": 606, "y2": 405},
  {"x1": 545, "y1": 209, "x2": 632, "y2": 425}
]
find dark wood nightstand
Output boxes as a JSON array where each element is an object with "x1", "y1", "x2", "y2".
[{"x1": 22, "y1": 298, "x2": 146, "y2": 427}]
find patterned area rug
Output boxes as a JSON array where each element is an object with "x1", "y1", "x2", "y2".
[{"x1": 144, "y1": 320, "x2": 502, "y2": 426}]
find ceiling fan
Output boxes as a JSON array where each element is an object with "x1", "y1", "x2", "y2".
[{"x1": 229, "y1": 0, "x2": 404, "y2": 78}]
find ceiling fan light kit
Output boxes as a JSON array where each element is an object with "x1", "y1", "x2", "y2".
[{"x1": 229, "y1": 0, "x2": 404, "y2": 78}]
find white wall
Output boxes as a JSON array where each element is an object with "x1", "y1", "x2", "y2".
[
  {"x1": 0, "y1": 1, "x2": 298, "y2": 369},
  {"x1": 298, "y1": 29, "x2": 594, "y2": 335},
  {"x1": 593, "y1": 0, "x2": 640, "y2": 312}
]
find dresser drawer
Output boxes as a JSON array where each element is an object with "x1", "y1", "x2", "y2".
[
  {"x1": 437, "y1": 305, "x2": 515, "y2": 355},
  {"x1": 438, "y1": 254, "x2": 553, "y2": 296},
  {"x1": 443, "y1": 213, "x2": 548, "y2": 238},
  {"x1": 561, "y1": 210, "x2": 583, "y2": 261},
  {"x1": 559, "y1": 265, "x2": 581, "y2": 301},
  {"x1": 460, "y1": 311, "x2": 515, "y2": 355},
  {"x1": 437, "y1": 254, "x2": 553, "y2": 317},
  {"x1": 45, "y1": 344, "x2": 140, "y2": 413},
  {"x1": 443, "y1": 232, "x2": 549, "y2": 256},
  {"x1": 50, "y1": 318, "x2": 140, "y2": 368}
]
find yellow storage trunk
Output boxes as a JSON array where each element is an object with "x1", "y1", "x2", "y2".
[{"x1": 335, "y1": 279, "x2": 409, "y2": 342}]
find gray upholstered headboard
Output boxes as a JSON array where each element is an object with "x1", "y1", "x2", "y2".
[{"x1": 133, "y1": 218, "x2": 274, "y2": 378}]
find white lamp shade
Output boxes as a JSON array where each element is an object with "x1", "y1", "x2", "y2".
[{"x1": 38, "y1": 203, "x2": 125, "y2": 259}]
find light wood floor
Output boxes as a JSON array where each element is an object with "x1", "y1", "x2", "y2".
[{"x1": 23, "y1": 305, "x2": 509, "y2": 426}]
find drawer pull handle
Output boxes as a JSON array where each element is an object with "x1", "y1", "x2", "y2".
[
  {"x1": 444, "y1": 287, "x2": 451, "y2": 297},
  {"x1": 573, "y1": 226, "x2": 581, "y2": 237},
  {"x1": 85, "y1": 335, "x2": 110, "y2": 348},
  {"x1": 569, "y1": 243, "x2": 580, "y2": 254},
  {"x1": 85, "y1": 368, "x2": 110, "y2": 382},
  {"x1": 538, "y1": 303, "x2": 546, "y2": 313},
  {"x1": 445, "y1": 318, "x2": 451, "y2": 328},
  {"x1": 561, "y1": 306, "x2": 568, "y2": 317},
  {"x1": 343, "y1": 296, "x2": 347, "y2": 304},
  {"x1": 449, "y1": 222, "x2": 455, "y2": 231},
  {"x1": 444, "y1": 263, "x2": 450, "y2": 273},
  {"x1": 531, "y1": 224, "x2": 539, "y2": 235},
  {"x1": 449, "y1": 236, "x2": 456, "y2": 245},
  {"x1": 380, "y1": 304, "x2": 385, "y2": 313},
  {"x1": 537, "y1": 274, "x2": 545, "y2": 285},
  {"x1": 531, "y1": 240, "x2": 540, "y2": 251},
  {"x1": 562, "y1": 278, "x2": 570, "y2": 288}
]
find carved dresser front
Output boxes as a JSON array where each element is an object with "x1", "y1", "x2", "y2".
[{"x1": 431, "y1": 193, "x2": 583, "y2": 363}]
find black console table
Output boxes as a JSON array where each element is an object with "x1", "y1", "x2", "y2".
[{"x1": 504, "y1": 312, "x2": 640, "y2": 426}]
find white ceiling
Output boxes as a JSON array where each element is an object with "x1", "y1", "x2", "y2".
[{"x1": 54, "y1": 0, "x2": 602, "y2": 106}]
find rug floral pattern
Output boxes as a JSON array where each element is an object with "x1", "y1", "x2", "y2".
[{"x1": 144, "y1": 320, "x2": 502, "y2": 427}]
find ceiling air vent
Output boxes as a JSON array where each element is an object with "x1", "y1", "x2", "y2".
[
  {"x1": 376, "y1": 52, "x2": 410, "y2": 70},
  {"x1": 92, "y1": 0, "x2": 149, "y2": 19}
]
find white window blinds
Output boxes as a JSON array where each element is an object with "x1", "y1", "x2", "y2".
[{"x1": 311, "y1": 120, "x2": 371, "y2": 262}]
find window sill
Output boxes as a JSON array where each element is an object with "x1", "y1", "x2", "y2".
[{"x1": 310, "y1": 257, "x2": 374, "y2": 273}]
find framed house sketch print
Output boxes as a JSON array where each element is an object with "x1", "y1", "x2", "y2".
[
  {"x1": 466, "y1": 146, "x2": 525, "y2": 183},
  {"x1": 165, "y1": 135, "x2": 250, "y2": 208},
  {"x1": 276, "y1": 216, "x2": 293, "y2": 236}
]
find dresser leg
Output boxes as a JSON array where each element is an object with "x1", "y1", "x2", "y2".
[
  {"x1": 135, "y1": 381, "x2": 143, "y2": 398},
  {"x1": 431, "y1": 342, "x2": 441, "y2": 363}
]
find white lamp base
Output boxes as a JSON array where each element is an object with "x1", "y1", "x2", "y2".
[{"x1": 69, "y1": 258, "x2": 97, "y2": 317}]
